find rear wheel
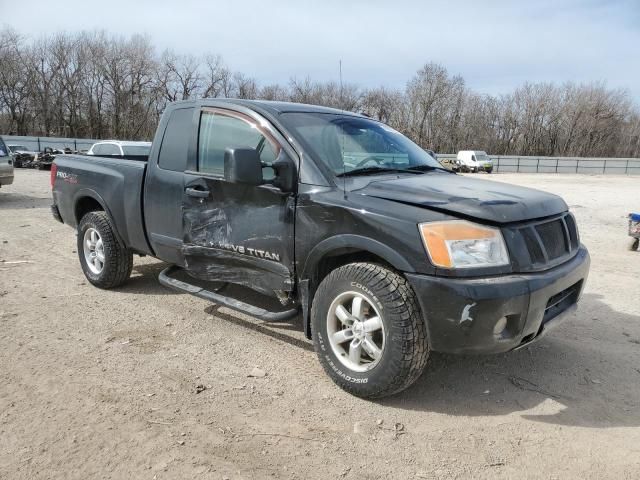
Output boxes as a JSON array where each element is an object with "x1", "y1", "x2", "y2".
[
  {"x1": 312, "y1": 262, "x2": 429, "y2": 398},
  {"x1": 631, "y1": 238, "x2": 639, "y2": 251},
  {"x1": 77, "y1": 211, "x2": 133, "y2": 288}
]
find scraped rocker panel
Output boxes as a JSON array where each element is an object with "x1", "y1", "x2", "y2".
[{"x1": 182, "y1": 244, "x2": 293, "y2": 296}]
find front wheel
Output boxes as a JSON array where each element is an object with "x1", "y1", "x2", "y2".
[
  {"x1": 77, "y1": 211, "x2": 133, "y2": 289},
  {"x1": 631, "y1": 238, "x2": 639, "y2": 251},
  {"x1": 311, "y1": 263, "x2": 429, "y2": 398}
]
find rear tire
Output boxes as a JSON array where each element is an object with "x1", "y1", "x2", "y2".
[
  {"x1": 631, "y1": 238, "x2": 639, "y2": 251},
  {"x1": 311, "y1": 262, "x2": 429, "y2": 398},
  {"x1": 77, "y1": 211, "x2": 133, "y2": 289}
]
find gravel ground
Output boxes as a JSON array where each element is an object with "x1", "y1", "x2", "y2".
[{"x1": 1, "y1": 169, "x2": 639, "y2": 480}]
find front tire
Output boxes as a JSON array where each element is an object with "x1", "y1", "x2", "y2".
[
  {"x1": 311, "y1": 263, "x2": 429, "y2": 398},
  {"x1": 631, "y1": 238, "x2": 639, "y2": 251},
  {"x1": 77, "y1": 211, "x2": 133, "y2": 289}
]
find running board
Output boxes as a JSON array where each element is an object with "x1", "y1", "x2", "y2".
[{"x1": 158, "y1": 265, "x2": 299, "y2": 322}]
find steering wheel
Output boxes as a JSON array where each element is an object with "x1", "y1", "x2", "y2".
[{"x1": 354, "y1": 156, "x2": 385, "y2": 168}]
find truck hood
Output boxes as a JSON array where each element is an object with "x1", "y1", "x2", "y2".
[{"x1": 359, "y1": 173, "x2": 568, "y2": 223}]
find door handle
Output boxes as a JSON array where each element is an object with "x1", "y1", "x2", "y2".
[{"x1": 185, "y1": 187, "x2": 210, "y2": 198}]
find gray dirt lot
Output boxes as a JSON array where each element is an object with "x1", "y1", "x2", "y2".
[{"x1": 1, "y1": 169, "x2": 639, "y2": 479}]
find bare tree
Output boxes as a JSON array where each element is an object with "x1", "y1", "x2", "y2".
[{"x1": 1, "y1": 26, "x2": 638, "y2": 156}]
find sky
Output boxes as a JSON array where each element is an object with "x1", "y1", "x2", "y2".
[{"x1": 2, "y1": 0, "x2": 639, "y2": 100}]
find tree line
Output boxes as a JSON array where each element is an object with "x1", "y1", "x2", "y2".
[{"x1": 1, "y1": 28, "x2": 639, "y2": 158}]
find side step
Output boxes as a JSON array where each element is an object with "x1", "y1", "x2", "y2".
[{"x1": 158, "y1": 265, "x2": 299, "y2": 322}]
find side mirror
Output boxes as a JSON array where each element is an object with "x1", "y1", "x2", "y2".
[
  {"x1": 224, "y1": 148, "x2": 263, "y2": 186},
  {"x1": 271, "y1": 150, "x2": 297, "y2": 193}
]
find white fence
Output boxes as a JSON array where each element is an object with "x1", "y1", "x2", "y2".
[{"x1": 436, "y1": 154, "x2": 640, "y2": 175}]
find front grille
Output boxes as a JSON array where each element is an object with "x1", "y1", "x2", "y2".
[
  {"x1": 564, "y1": 214, "x2": 579, "y2": 250},
  {"x1": 536, "y1": 220, "x2": 567, "y2": 260},
  {"x1": 507, "y1": 213, "x2": 579, "y2": 271},
  {"x1": 521, "y1": 227, "x2": 545, "y2": 264}
]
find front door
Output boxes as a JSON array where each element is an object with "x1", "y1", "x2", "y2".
[{"x1": 181, "y1": 107, "x2": 296, "y2": 297}]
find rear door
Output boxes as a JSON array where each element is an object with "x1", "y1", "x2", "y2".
[{"x1": 181, "y1": 107, "x2": 296, "y2": 297}]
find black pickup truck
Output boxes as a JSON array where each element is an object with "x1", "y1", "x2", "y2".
[{"x1": 51, "y1": 99, "x2": 590, "y2": 398}]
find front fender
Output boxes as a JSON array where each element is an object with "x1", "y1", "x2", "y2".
[{"x1": 301, "y1": 234, "x2": 416, "y2": 280}]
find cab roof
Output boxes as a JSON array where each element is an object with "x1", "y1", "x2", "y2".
[{"x1": 171, "y1": 98, "x2": 363, "y2": 117}]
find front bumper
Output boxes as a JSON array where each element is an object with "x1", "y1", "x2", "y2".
[{"x1": 405, "y1": 245, "x2": 590, "y2": 354}]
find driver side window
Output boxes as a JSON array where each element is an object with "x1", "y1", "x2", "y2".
[{"x1": 198, "y1": 111, "x2": 279, "y2": 179}]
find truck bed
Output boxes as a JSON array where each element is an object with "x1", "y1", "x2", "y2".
[{"x1": 52, "y1": 154, "x2": 152, "y2": 255}]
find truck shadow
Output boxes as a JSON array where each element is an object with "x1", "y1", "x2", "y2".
[
  {"x1": 204, "y1": 305, "x2": 313, "y2": 352},
  {"x1": 381, "y1": 293, "x2": 640, "y2": 429},
  {"x1": 118, "y1": 263, "x2": 182, "y2": 295}
]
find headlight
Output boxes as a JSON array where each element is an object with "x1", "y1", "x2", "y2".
[{"x1": 419, "y1": 220, "x2": 509, "y2": 269}]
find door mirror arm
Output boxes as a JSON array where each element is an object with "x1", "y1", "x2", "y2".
[{"x1": 270, "y1": 150, "x2": 297, "y2": 193}]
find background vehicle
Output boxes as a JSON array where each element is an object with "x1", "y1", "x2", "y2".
[
  {"x1": 51, "y1": 99, "x2": 589, "y2": 398},
  {"x1": 7, "y1": 144, "x2": 39, "y2": 168},
  {"x1": 438, "y1": 157, "x2": 463, "y2": 172},
  {"x1": 0, "y1": 137, "x2": 14, "y2": 188},
  {"x1": 87, "y1": 140, "x2": 152, "y2": 158},
  {"x1": 457, "y1": 150, "x2": 493, "y2": 173},
  {"x1": 33, "y1": 147, "x2": 63, "y2": 170}
]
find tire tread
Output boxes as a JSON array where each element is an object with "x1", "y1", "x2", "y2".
[
  {"x1": 312, "y1": 262, "x2": 429, "y2": 398},
  {"x1": 78, "y1": 211, "x2": 133, "y2": 289}
]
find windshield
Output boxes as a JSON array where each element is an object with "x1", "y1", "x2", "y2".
[
  {"x1": 476, "y1": 152, "x2": 490, "y2": 160},
  {"x1": 280, "y1": 113, "x2": 443, "y2": 175},
  {"x1": 122, "y1": 145, "x2": 151, "y2": 156},
  {"x1": 9, "y1": 145, "x2": 28, "y2": 152}
]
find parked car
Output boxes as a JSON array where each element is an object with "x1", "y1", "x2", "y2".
[
  {"x1": 7, "y1": 144, "x2": 39, "y2": 168},
  {"x1": 457, "y1": 150, "x2": 493, "y2": 173},
  {"x1": 439, "y1": 157, "x2": 463, "y2": 172},
  {"x1": 87, "y1": 140, "x2": 152, "y2": 158},
  {"x1": 0, "y1": 137, "x2": 14, "y2": 188},
  {"x1": 425, "y1": 149, "x2": 461, "y2": 172},
  {"x1": 51, "y1": 99, "x2": 590, "y2": 398}
]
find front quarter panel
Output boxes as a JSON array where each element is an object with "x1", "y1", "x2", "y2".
[{"x1": 296, "y1": 186, "x2": 450, "y2": 280}]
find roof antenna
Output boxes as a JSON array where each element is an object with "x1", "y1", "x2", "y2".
[{"x1": 340, "y1": 60, "x2": 347, "y2": 200}]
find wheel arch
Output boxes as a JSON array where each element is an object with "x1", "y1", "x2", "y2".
[
  {"x1": 299, "y1": 235, "x2": 416, "y2": 338},
  {"x1": 73, "y1": 190, "x2": 125, "y2": 247}
]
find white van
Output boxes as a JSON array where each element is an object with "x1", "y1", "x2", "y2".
[{"x1": 456, "y1": 150, "x2": 493, "y2": 173}]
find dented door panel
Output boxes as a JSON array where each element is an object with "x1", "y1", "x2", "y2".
[{"x1": 182, "y1": 174, "x2": 295, "y2": 296}]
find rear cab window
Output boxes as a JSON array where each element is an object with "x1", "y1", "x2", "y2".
[{"x1": 158, "y1": 108, "x2": 194, "y2": 171}]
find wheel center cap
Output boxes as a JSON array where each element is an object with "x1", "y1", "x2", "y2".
[{"x1": 352, "y1": 321, "x2": 364, "y2": 338}]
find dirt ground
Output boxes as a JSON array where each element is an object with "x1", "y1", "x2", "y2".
[{"x1": 1, "y1": 169, "x2": 639, "y2": 480}]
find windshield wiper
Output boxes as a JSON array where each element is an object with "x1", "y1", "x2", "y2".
[
  {"x1": 405, "y1": 164, "x2": 456, "y2": 174},
  {"x1": 336, "y1": 166, "x2": 424, "y2": 177}
]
